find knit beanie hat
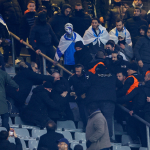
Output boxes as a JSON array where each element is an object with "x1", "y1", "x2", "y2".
[
  {"x1": 127, "y1": 62, "x2": 138, "y2": 72},
  {"x1": 75, "y1": 41, "x2": 84, "y2": 48},
  {"x1": 43, "y1": 82, "x2": 53, "y2": 88}
]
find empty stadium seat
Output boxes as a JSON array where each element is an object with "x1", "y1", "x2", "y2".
[
  {"x1": 20, "y1": 139, "x2": 28, "y2": 150},
  {"x1": 75, "y1": 132, "x2": 86, "y2": 141},
  {"x1": 57, "y1": 120, "x2": 82, "y2": 132},
  {"x1": 0, "y1": 127, "x2": 7, "y2": 131},
  {"x1": 114, "y1": 122, "x2": 126, "y2": 135},
  {"x1": 139, "y1": 147, "x2": 148, "y2": 150},
  {"x1": 8, "y1": 137, "x2": 15, "y2": 144},
  {"x1": 15, "y1": 116, "x2": 26, "y2": 125},
  {"x1": 122, "y1": 135, "x2": 141, "y2": 148},
  {"x1": 56, "y1": 131, "x2": 73, "y2": 142},
  {"x1": 29, "y1": 140, "x2": 39, "y2": 150},
  {"x1": 32, "y1": 129, "x2": 47, "y2": 138},
  {"x1": 113, "y1": 145, "x2": 131, "y2": 150},
  {"x1": 70, "y1": 142, "x2": 86, "y2": 150},
  {"x1": 14, "y1": 128, "x2": 30, "y2": 139}
]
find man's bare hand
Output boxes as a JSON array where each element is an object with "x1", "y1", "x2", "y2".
[
  {"x1": 129, "y1": 110, "x2": 134, "y2": 116},
  {"x1": 16, "y1": 88, "x2": 19, "y2": 92},
  {"x1": 61, "y1": 91, "x2": 68, "y2": 97},
  {"x1": 36, "y1": 49, "x2": 41, "y2": 55},
  {"x1": 138, "y1": 60, "x2": 143, "y2": 68},
  {"x1": 120, "y1": 44, "x2": 125, "y2": 49}
]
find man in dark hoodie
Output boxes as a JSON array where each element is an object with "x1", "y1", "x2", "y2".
[
  {"x1": 21, "y1": 82, "x2": 61, "y2": 128},
  {"x1": 49, "y1": 4, "x2": 72, "y2": 40},
  {"x1": 29, "y1": 10, "x2": 59, "y2": 73}
]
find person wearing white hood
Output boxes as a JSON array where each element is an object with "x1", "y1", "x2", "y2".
[{"x1": 83, "y1": 18, "x2": 109, "y2": 56}]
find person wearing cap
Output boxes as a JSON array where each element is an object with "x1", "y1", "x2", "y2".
[
  {"x1": 49, "y1": 4, "x2": 72, "y2": 40},
  {"x1": 134, "y1": 27, "x2": 150, "y2": 76},
  {"x1": 29, "y1": 9, "x2": 59, "y2": 74},
  {"x1": 83, "y1": 18, "x2": 109, "y2": 55},
  {"x1": 125, "y1": 6, "x2": 148, "y2": 40},
  {"x1": 54, "y1": 23, "x2": 83, "y2": 79},
  {"x1": 0, "y1": 61, "x2": 19, "y2": 131},
  {"x1": 57, "y1": 138, "x2": 70, "y2": 150},
  {"x1": 117, "y1": 32, "x2": 133, "y2": 61},
  {"x1": 21, "y1": 81, "x2": 61, "y2": 128},
  {"x1": 37, "y1": 120, "x2": 64, "y2": 150},
  {"x1": 74, "y1": 41, "x2": 92, "y2": 70},
  {"x1": 109, "y1": 18, "x2": 132, "y2": 45}
]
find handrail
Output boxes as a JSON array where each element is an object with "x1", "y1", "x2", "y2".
[
  {"x1": 10, "y1": 32, "x2": 73, "y2": 75},
  {"x1": 117, "y1": 104, "x2": 150, "y2": 127}
]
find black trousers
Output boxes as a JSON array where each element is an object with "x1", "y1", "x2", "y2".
[
  {"x1": 3, "y1": 45, "x2": 11, "y2": 63},
  {"x1": 1, "y1": 113, "x2": 10, "y2": 131},
  {"x1": 98, "y1": 101, "x2": 115, "y2": 138}
]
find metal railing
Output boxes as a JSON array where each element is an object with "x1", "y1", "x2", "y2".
[
  {"x1": 117, "y1": 104, "x2": 150, "y2": 150},
  {"x1": 10, "y1": 32, "x2": 73, "y2": 76}
]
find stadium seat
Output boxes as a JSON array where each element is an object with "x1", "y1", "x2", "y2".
[
  {"x1": 122, "y1": 135, "x2": 141, "y2": 148},
  {"x1": 9, "y1": 117, "x2": 13, "y2": 124},
  {"x1": 8, "y1": 137, "x2": 15, "y2": 144},
  {"x1": 14, "y1": 128, "x2": 30, "y2": 139},
  {"x1": 78, "y1": 121, "x2": 84, "y2": 129},
  {"x1": 20, "y1": 139, "x2": 28, "y2": 150},
  {"x1": 75, "y1": 132, "x2": 86, "y2": 141},
  {"x1": 32, "y1": 129, "x2": 47, "y2": 138},
  {"x1": 56, "y1": 131, "x2": 73, "y2": 142},
  {"x1": 29, "y1": 140, "x2": 39, "y2": 150},
  {"x1": 114, "y1": 122, "x2": 125, "y2": 135},
  {"x1": 15, "y1": 116, "x2": 26, "y2": 125},
  {"x1": 139, "y1": 147, "x2": 148, "y2": 150},
  {"x1": 113, "y1": 145, "x2": 131, "y2": 150},
  {"x1": 0, "y1": 127, "x2": 7, "y2": 131},
  {"x1": 70, "y1": 142, "x2": 86, "y2": 150}
]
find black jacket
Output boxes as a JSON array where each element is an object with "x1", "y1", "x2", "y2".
[
  {"x1": 0, "y1": 138, "x2": 22, "y2": 150},
  {"x1": 125, "y1": 16, "x2": 148, "y2": 40},
  {"x1": 37, "y1": 130, "x2": 64, "y2": 150},
  {"x1": 86, "y1": 70, "x2": 116, "y2": 104},
  {"x1": 6, "y1": 67, "x2": 54, "y2": 107},
  {"x1": 29, "y1": 19, "x2": 59, "y2": 50},
  {"x1": 20, "y1": 11, "x2": 37, "y2": 40},
  {"x1": 70, "y1": 10, "x2": 91, "y2": 37},
  {"x1": 21, "y1": 85, "x2": 60, "y2": 128},
  {"x1": 134, "y1": 36, "x2": 150, "y2": 64},
  {"x1": 74, "y1": 46, "x2": 93, "y2": 70},
  {"x1": 0, "y1": 0, "x2": 22, "y2": 25}
]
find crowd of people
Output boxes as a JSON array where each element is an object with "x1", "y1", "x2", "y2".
[{"x1": 1, "y1": 0, "x2": 150, "y2": 150}]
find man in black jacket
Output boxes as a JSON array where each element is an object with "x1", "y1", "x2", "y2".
[
  {"x1": 86, "y1": 63, "x2": 116, "y2": 141},
  {"x1": 0, "y1": 0, "x2": 23, "y2": 57},
  {"x1": 49, "y1": 4, "x2": 72, "y2": 40},
  {"x1": 21, "y1": 82, "x2": 61, "y2": 128},
  {"x1": 0, "y1": 130, "x2": 22, "y2": 150},
  {"x1": 70, "y1": 3, "x2": 91, "y2": 37},
  {"x1": 38, "y1": 120, "x2": 64, "y2": 150},
  {"x1": 125, "y1": 6, "x2": 148, "y2": 41},
  {"x1": 6, "y1": 62, "x2": 54, "y2": 110},
  {"x1": 134, "y1": 27, "x2": 150, "y2": 76},
  {"x1": 29, "y1": 11, "x2": 59, "y2": 73}
]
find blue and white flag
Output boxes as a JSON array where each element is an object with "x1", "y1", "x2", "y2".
[
  {"x1": 109, "y1": 27, "x2": 132, "y2": 45},
  {"x1": 83, "y1": 25, "x2": 109, "y2": 46},
  {"x1": 0, "y1": 15, "x2": 9, "y2": 34},
  {"x1": 55, "y1": 32, "x2": 83, "y2": 61}
]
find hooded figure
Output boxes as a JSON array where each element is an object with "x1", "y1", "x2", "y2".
[{"x1": 49, "y1": 4, "x2": 72, "y2": 40}]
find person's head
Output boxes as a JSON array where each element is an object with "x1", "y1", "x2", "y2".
[
  {"x1": 147, "y1": 28, "x2": 150, "y2": 38},
  {"x1": 46, "y1": 120, "x2": 57, "y2": 132},
  {"x1": 27, "y1": 0, "x2": 36, "y2": 12},
  {"x1": 75, "y1": 41, "x2": 84, "y2": 51},
  {"x1": 118, "y1": 32, "x2": 125, "y2": 41},
  {"x1": 91, "y1": 18, "x2": 100, "y2": 30},
  {"x1": 38, "y1": 5, "x2": 47, "y2": 13},
  {"x1": 116, "y1": 18, "x2": 124, "y2": 32},
  {"x1": 74, "y1": 144, "x2": 83, "y2": 150},
  {"x1": 43, "y1": 82, "x2": 53, "y2": 92},
  {"x1": 62, "y1": 4, "x2": 72, "y2": 17},
  {"x1": 75, "y1": 3, "x2": 83, "y2": 16},
  {"x1": 31, "y1": 62, "x2": 38, "y2": 73},
  {"x1": 87, "y1": 102, "x2": 99, "y2": 115},
  {"x1": 0, "y1": 131, "x2": 9, "y2": 140},
  {"x1": 95, "y1": 50, "x2": 105, "y2": 59},
  {"x1": 127, "y1": 62, "x2": 138, "y2": 76},
  {"x1": 38, "y1": 11, "x2": 47, "y2": 24},
  {"x1": 65, "y1": 23, "x2": 73, "y2": 35},
  {"x1": 75, "y1": 3, "x2": 83, "y2": 11},
  {"x1": 75, "y1": 64, "x2": 84, "y2": 77},
  {"x1": 114, "y1": 0, "x2": 121, "y2": 2},
  {"x1": 145, "y1": 72, "x2": 150, "y2": 82},
  {"x1": 117, "y1": 69, "x2": 127, "y2": 83},
  {"x1": 134, "y1": 6, "x2": 141, "y2": 16},
  {"x1": 58, "y1": 138, "x2": 69, "y2": 150},
  {"x1": 112, "y1": 51, "x2": 119, "y2": 62},
  {"x1": 106, "y1": 40, "x2": 115, "y2": 51},
  {"x1": 139, "y1": 25, "x2": 147, "y2": 36},
  {"x1": 133, "y1": 0, "x2": 141, "y2": 6},
  {"x1": 52, "y1": 72, "x2": 61, "y2": 82}
]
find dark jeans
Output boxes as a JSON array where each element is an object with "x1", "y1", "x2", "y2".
[
  {"x1": 1, "y1": 113, "x2": 10, "y2": 131},
  {"x1": 98, "y1": 101, "x2": 115, "y2": 138},
  {"x1": 63, "y1": 65, "x2": 74, "y2": 79}
]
